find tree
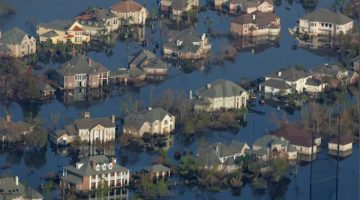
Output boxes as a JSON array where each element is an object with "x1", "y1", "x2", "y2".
[
  {"x1": 179, "y1": 155, "x2": 198, "y2": 177},
  {"x1": 138, "y1": 175, "x2": 170, "y2": 199},
  {"x1": 269, "y1": 159, "x2": 289, "y2": 182}
]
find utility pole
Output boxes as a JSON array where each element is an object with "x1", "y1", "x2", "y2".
[
  {"x1": 336, "y1": 116, "x2": 340, "y2": 200},
  {"x1": 310, "y1": 125, "x2": 314, "y2": 200}
]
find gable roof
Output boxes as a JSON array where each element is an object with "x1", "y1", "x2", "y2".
[
  {"x1": 0, "y1": 176, "x2": 42, "y2": 200},
  {"x1": 301, "y1": 8, "x2": 352, "y2": 25},
  {"x1": 144, "y1": 164, "x2": 170, "y2": 173},
  {"x1": 264, "y1": 79, "x2": 291, "y2": 90},
  {"x1": 111, "y1": 0, "x2": 145, "y2": 13},
  {"x1": 231, "y1": 11, "x2": 279, "y2": 26},
  {"x1": 129, "y1": 49, "x2": 167, "y2": 70},
  {"x1": 0, "y1": 27, "x2": 29, "y2": 45},
  {"x1": 272, "y1": 124, "x2": 319, "y2": 147},
  {"x1": 63, "y1": 155, "x2": 128, "y2": 177},
  {"x1": 58, "y1": 55, "x2": 109, "y2": 76},
  {"x1": 38, "y1": 19, "x2": 74, "y2": 31},
  {"x1": 74, "y1": 117, "x2": 115, "y2": 130},
  {"x1": 124, "y1": 108, "x2": 172, "y2": 130},
  {"x1": 329, "y1": 134, "x2": 354, "y2": 145},
  {"x1": 164, "y1": 29, "x2": 206, "y2": 53},
  {"x1": 266, "y1": 67, "x2": 311, "y2": 82},
  {"x1": 313, "y1": 64, "x2": 347, "y2": 77},
  {"x1": 196, "y1": 79, "x2": 247, "y2": 99}
]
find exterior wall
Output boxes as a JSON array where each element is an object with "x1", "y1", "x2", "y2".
[
  {"x1": 294, "y1": 144, "x2": 318, "y2": 155},
  {"x1": 328, "y1": 142, "x2": 352, "y2": 152},
  {"x1": 264, "y1": 85, "x2": 291, "y2": 95},
  {"x1": 5, "y1": 36, "x2": 36, "y2": 57},
  {"x1": 304, "y1": 83, "x2": 326, "y2": 93},
  {"x1": 257, "y1": 2, "x2": 274, "y2": 13},
  {"x1": 56, "y1": 134, "x2": 74, "y2": 145},
  {"x1": 299, "y1": 19, "x2": 353, "y2": 36},
  {"x1": 112, "y1": 8, "x2": 148, "y2": 25},
  {"x1": 78, "y1": 125, "x2": 116, "y2": 144},
  {"x1": 195, "y1": 92, "x2": 249, "y2": 111},
  {"x1": 144, "y1": 68, "x2": 168, "y2": 75},
  {"x1": 231, "y1": 18, "x2": 280, "y2": 37},
  {"x1": 37, "y1": 22, "x2": 90, "y2": 44}
]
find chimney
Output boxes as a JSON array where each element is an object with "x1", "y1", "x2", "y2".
[
  {"x1": 148, "y1": 107, "x2": 152, "y2": 111},
  {"x1": 111, "y1": 157, "x2": 117, "y2": 165},
  {"x1": 88, "y1": 58, "x2": 92, "y2": 67},
  {"x1": 90, "y1": 160, "x2": 96, "y2": 169},
  {"x1": 189, "y1": 90, "x2": 193, "y2": 99},
  {"x1": 278, "y1": 71, "x2": 282, "y2": 77},
  {"x1": 84, "y1": 112, "x2": 91, "y2": 118},
  {"x1": 0, "y1": 31, "x2": 2, "y2": 39},
  {"x1": 207, "y1": 83, "x2": 211, "y2": 89},
  {"x1": 15, "y1": 176, "x2": 19, "y2": 186},
  {"x1": 252, "y1": 14, "x2": 256, "y2": 21},
  {"x1": 111, "y1": 115, "x2": 116, "y2": 123},
  {"x1": 5, "y1": 112, "x2": 11, "y2": 123}
]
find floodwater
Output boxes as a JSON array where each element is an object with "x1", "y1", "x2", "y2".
[{"x1": 0, "y1": 0, "x2": 358, "y2": 199}]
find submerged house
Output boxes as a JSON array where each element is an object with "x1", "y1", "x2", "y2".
[
  {"x1": 328, "y1": 134, "x2": 354, "y2": 157},
  {"x1": 61, "y1": 155, "x2": 130, "y2": 191},
  {"x1": 298, "y1": 8, "x2": 353, "y2": 37},
  {"x1": 229, "y1": 0, "x2": 274, "y2": 14},
  {"x1": 123, "y1": 107, "x2": 175, "y2": 137},
  {"x1": 252, "y1": 135, "x2": 297, "y2": 161},
  {"x1": 161, "y1": 0, "x2": 199, "y2": 17},
  {"x1": 0, "y1": 113, "x2": 35, "y2": 143},
  {"x1": 272, "y1": 124, "x2": 321, "y2": 156},
  {"x1": 0, "y1": 27, "x2": 36, "y2": 57},
  {"x1": 0, "y1": 175, "x2": 43, "y2": 200},
  {"x1": 143, "y1": 164, "x2": 171, "y2": 180},
  {"x1": 109, "y1": 67, "x2": 146, "y2": 84},
  {"x1": 129, "y1": 49, "x2": 168, "y2": 77},
  {"x1": 76, "y1": 7, "x2": 120, "y2": 36},
  {"x1": 163, "y1": 29, "x2": 211, "y2": 60},
  {"x1": 111, "y1": 0, "x2": 148, "y2": 25},
  {"x1": 312, "y1": 63, "x2": 358, "y2": 86},
  {"x1": 192, "y1": 79, "x2": 249, "y2": 111},
  {"x1": 51, "y1": 112, "x2": 116, "y2": 145},
  {"x1": 196, "y1": 140, "x2": 250, "y2": 172},
  {"x1": 37, "y1": 19, "x2": 90, "y2": 44},
  {"x1": 263, "y1": 67, "x2": 312, "y2": 95},
  {"x1": 230, "y1": 11, "x2": 280, "y2": 37},
  {"x1": 57, "y1": 55, "x2": 110, "y2": 90}
]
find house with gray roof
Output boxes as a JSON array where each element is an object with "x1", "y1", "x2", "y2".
[
  {"x1": 298, "y1": 8, "x2": 353, "y2": 36},
  {"x1": 37, "y1": 19, "x2": 90, "y2": 44},
  {"x1": 143, "y1": 164, "x2": 171, "y2": 180},
  {"x1": 0, "y1": 113, "x2": 35, "y2": 143},
  {"x1": 57, "y1": 55, "x2": 110, "y2": 90},
  {"x1": 263, "y1": 67, "x2": 312, "y2": 95},
  {"x1": 196, "y1": 140, "x2": 250, "y2": 172},
  {"x1": 252, "y1": 135, "x2": 297, "y2": 161},
  {"x1": 123, "y1": 107, "x2": 175, "y2": 137},
  {"x1": 129, "y1": 49, "x2": 168, "y2": 77},
  {"x1": 229, "y1": 0, "x2": 274, "y2": 14},
  {"x1": 51, "y1": 112, "x2": 116, "y2": 145},
  {"x1": 163, "y1": 29, "x2": 211, "y2": 60},
  {"x1": 0, "y1": 27, "x2": 36, "y2": 57},
  {"x1": 192, "y1": 79, "x2": 249, "y2": 111},
  {"x1": 160, "y1": 0, "x2": 199, "y2": 17},
  {"x1": 0, "y1": 175, "x2": 42, "y2": 200},
  {"x1": 76, "y1": 7, "x2": 119, "y2": 36},
  {"x1": 61, "y1": 155, "x2": 129, "y2": 191}
]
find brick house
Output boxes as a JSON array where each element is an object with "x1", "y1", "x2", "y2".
[
  {"x1": 61, "y1": 155, "x2": 130, "y2": 191},
  {"x1": 57, "y1": 55, "x2": 110, "y2": 90}
]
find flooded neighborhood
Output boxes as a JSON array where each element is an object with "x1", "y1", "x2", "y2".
[{"x1": 0, "y1": 0, "x2": 359, "y2": 199}]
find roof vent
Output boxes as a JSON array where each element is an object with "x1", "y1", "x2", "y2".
[
  {"x1": 207, "y1": 84, "x2": 211, "y2": 89},
  {"x1": 278, "y1": 71, "x2": 282, "y2": 77}
]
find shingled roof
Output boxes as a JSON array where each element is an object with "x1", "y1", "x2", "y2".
[
  {"x1": 74, "y1": 117, "x2": 115, "y2": 130},
  {"x1": 63, "y1": 155, "x2": 128, "y2": 177},
  {"x1": 111, "y1": 0, "x2": 144, "y2": 13},
  {"x1": 272, "y1": 124, "x2": 319, "y2": 147},
  {"x1": 312, "y1": 63, "x2": 347, "y2": 77},
  {"x1": 231, "y1": 11, "x2": 279, "y2": 26},
  {"x1": 266, "y1": 67, "x2": 311, "y2": 82},
  {"x1": 58, "y1": 55, "x2": 109, "y2": 76},
  {"x1": 264, "y1": 79, "x2": 291, "y2": 90},
  {"x1": 129, "y1": 49, "x2": 167, "y2": 70},
  {"x1": 124, "y1": 108, "x2": 172, "y2": 130},
  {"x1": 38, "y1": 19, "x2": 74, "y2": 31},
  {"x1": 301, "y1": 8, "x2": 352, "y2": 25},
  {"x1": 0, "y1": 27, "x2": 29, "y2": 45},
  {"x1": 0, "y1": 176, "x2": 42, "y2": 200},
  {"x1": 196, "y1": 79, "x2": 247, "y2": 99}
]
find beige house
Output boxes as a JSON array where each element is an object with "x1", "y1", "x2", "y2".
[
  {"x1": 196, "y1": 140, "x2": 250, "y2": 173},
  {"x1": 123, "y1": 107, "x2": 175, "y2": 137},
  {"x1": 163, "y1": 29, "x2": 212, "y2": 60},
  {"x1": 273, "y1": 124, "x2": 321, "y2": 156},
  {"x1": 231, "y1": 11, "x2": 280, "y2": 37},
  {"x1": 0, "y1": 27, "x2": 36, "y2": 57},
  {"x1": 193, "y1": 79, "x2": 249, "y2": 111},
  {"x1": 229, "y1": 0, "x2": 274, "y2": 14},
  {"x1": 76, "y1": 7, "x2": 120, "y2": 36},
  {"x1": 252, "y1": 135, "x2": 297, "y2": 161},
  {"x1": 161, "y1": 0, "x2": 199, "y2": 17},
  {"x1": 263, "y1": 67, "x2": 312, "y2": 95},
  {"x1": 304, "y1": 78, "x2": 326, "y2": 93},
  {"x1": 111, "y1": 0, "x2": 148, "y2": 25},
  {"x1": 328, "y1": 135, "x2": 354, "y2": 157},
  {"x1": 37, "y1": 20, "x2": 90, "y2": 44},
  {"x1": 52, "y1": 112, "x2": 116, "y2": 145},
  {"x1": 57, "y1": 55, "x2": 110, "y2": 90},
  {"x1": 298, "y1": 8, "x2": 353, "y2": 37}
]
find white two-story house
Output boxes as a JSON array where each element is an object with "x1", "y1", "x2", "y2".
[
  {"x1": 192, "y1": 79, "x2": 249, "y2": 111},
  {"x1": 123, "y1": 107, "x2": 175, "y2": 137}
]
